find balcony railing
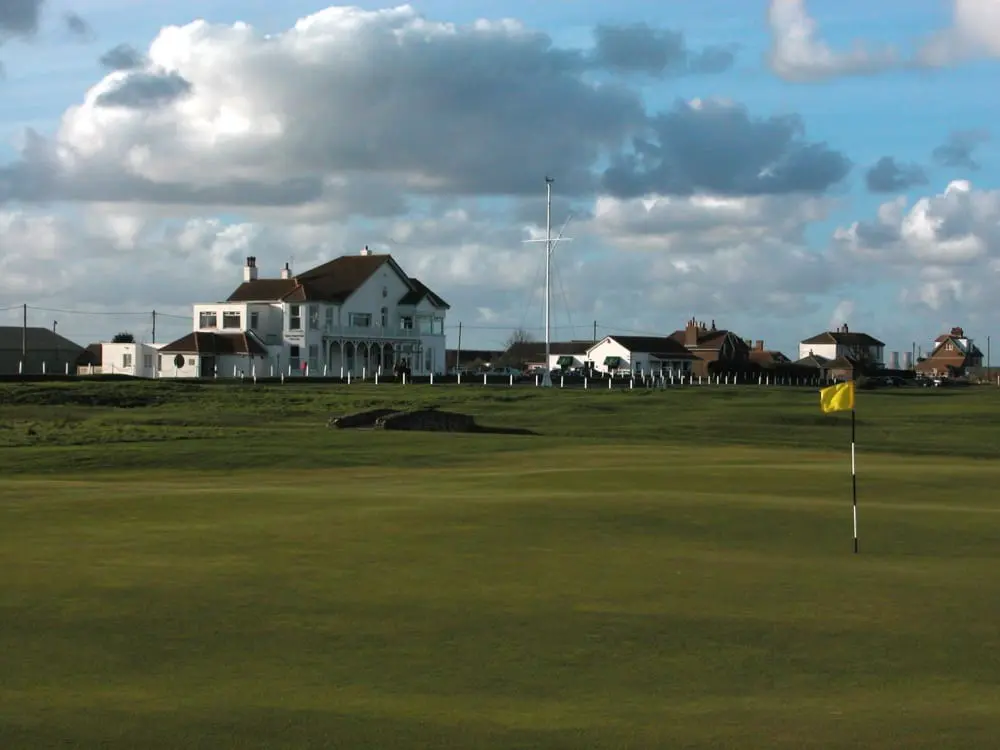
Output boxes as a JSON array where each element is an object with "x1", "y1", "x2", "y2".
[{"x1": 318, "y1": 323, "x2": 443, "y2": 338}]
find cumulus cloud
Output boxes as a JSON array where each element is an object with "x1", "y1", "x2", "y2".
[
  {"x1": 833, "y1": 180, "x2": 1000, "y2": 313},
  {"x1": 931, "y1": 130, "x2": 991, "y2": 171},
  {"x1": 99, "y1": 43, "x2": 146, "y2": 71},
  {"x1": 63, "y1": 11, "x2": 92, "y2": 41},
  {"x1": 766, "y1": 0, "x2": 899, "y2": 82},
  {"x1": 0, "y1": 0, "x2": 44, "y2": 38},
  {"x1": 768, "y1": 0, "x2": 1000, "y2": 82},
  {"x1": 916, "y1": 0, "x2": 1000, "y2": 67},
  {"x1": 591, "y1": 23, "x2": 737, "y2": 76},
  {"x1": 94, "y1": 70, "x2": 193, "y2": 108},
  {"x1": 865, "y1": 157, "x2": 928, "y2": 193},
  {"x1": 601, "y1": 98, "x2": 852, "y2": 198}
]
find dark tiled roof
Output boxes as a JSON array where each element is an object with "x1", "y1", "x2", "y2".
[
  {"x1": 0, "y1": 326, "x2": 84, "y2": 352},
  {"x1": 667, "y1": 328, "x2": 731, "y2": 350},
  {"x1": 604, "y1": 336, "x2": 697, "y2": 359},
  {"x1": 505, "y1": 341, "x2": 592, "y2": 360},
  {"x1": 399, "y1": 277, "x2": 450, "y2": 308},
  {"x1": 159, "y1": 331, "x2": 268, "y2": 356},
  {"x1": 800, "y1": 331, "x2": 885, "y2": 347},
  {"x1": 224, "y1": 254, "x2": 449, "y2": 310},
  {"x1": 795, "y1": 354, "x2": 831, "y2": 367},
  {"x1": 750, "y1": 350, "x2": 790, "y2": 365}
]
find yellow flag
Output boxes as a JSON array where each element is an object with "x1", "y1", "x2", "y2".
[{"x1": 820, "y1": 381, "x2": 855, "y2": 413}]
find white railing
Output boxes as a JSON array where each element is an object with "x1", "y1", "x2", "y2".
[{"x1": 317, "y1": 324, "x2": 443, "y2": 338}]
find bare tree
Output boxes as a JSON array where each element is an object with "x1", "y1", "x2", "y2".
[{"x1": 504, "y1": 328, "x2": 534, "y2": 349}]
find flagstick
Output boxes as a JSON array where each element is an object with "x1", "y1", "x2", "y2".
[{"x1": 851, "y1": 407, "x2": 858, "y2": 554}]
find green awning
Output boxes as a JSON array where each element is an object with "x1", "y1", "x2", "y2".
[
  {"x1": 556, "y1": 356, "x2": 574, "y2": 366},
  {"x1": 604, "y1": 356, "x2": 622, "y2": 367}
]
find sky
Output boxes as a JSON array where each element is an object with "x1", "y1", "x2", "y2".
[{"x1": 1, "y1": 0, "x2": 999, "y2": 358}]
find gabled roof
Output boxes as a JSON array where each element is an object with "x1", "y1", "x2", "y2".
[
  {"x1": 594, "y1": 335, "x2": 697, "y2": 359},
  {"x1": 795, "y1": 354, "x2": 831, "y2": 368},
  {"x1": 926, "y1": 334, "x2": 983, "y2": 360},
  {"x1": 800, "y1": 330, "x2": 885, "y2": 347},
  {"x1": 224, "y1": 253, "x2": 447, "y2": 306},
  {"x1": 159, "y1": 331, "x2": 268, "y2": 356},
  {"x1": 399, "y1": 277, "x2": 450, "y2": 309},
  {"x1": 750, "y1": 349, "x2": 790, "y2": 365},
  {"x1": 667, "y1": 328, "x2": 731, "y2": 350},
  {"x1": 0, "y1": 326, "x2": 84, "y2": 352}
]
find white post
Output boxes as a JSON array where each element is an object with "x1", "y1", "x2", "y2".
[
  {"x1": 18, "y1": 361, "x2": 22, "y2": 374},
  {"x1": 630, "y1": 378, "x2": 634, "y2": 389},
  {"x1": 65, "y1": 362, "x2": 69, "y2": 375},
  {"x1": 430, "y1": 372, "x2": 434, "y2": 385},
  {"x1": 42, "y1": 361, "x2": 46, "y2": 375},
  {"x1": 269, "y1": 365, "x2": 274, "y2": 377},
  {"x1": 340, "y1": 367, "x2": 344, "y2": 379},
  {"x1": 347, "y1": 371, "x2": 351, "y2": 384},
  {"x1": 306, "y1": 364, "x2": 311, "y2": 377},
  {"x1": 483, "y1": 373, "x2": 487, "y2": 386},
  {"x1": 288, "y1": 364, "x2": 292, "y2": 376},
  {"x1": 509, "y1": 374, "x2": 513, "y2": 387},
  {"x1": 584, "y1": 377, "x2": 588, "y2": 389},
  {"x1": 402, "y1": 372, "x2": 407, "y2": 385},
  {"x1": 253, "y1": 373, "x2": 257, "y2": 384},
  {"x1": 560, "y1": 375, "x2": 564, "y2": 388},
  {"x1": 608, "y1": 376, "x2": 612, "y2": 389},
  {"x1": 535, "y1": 374, "x2": 539, "y2": 387},
  {"x1": 375, "y1": 371, "x2": 379, "y2": 385},
  {"x1": 363, "y1": 367, "x2": 366, "y2": 380},
  {"x1": 280, "y1": 373, "x2": 285, "y2": 383},
  {"x1": 323, "y1": 364, "x2": 327, "y2": 376},
  {"x1": 457, "y1": 372, "x2": 462, "y2": 385}
]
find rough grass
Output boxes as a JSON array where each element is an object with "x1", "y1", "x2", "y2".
[{"x1": 0, "y1": 381, "x2": 999, "y2": 747}]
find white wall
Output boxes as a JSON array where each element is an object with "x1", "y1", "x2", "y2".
[
  {"x1": 547, "y1": 353, "x2": 590, "y2": 370},
  {"x1": 102, "y1": 342, "x2": 164, "y2": 378},
  {"x1": 798, "y1": 341, "x2": 884, "y2": 363},
  {"x1": 586, "y1": 338, "x2": 692, "y2": 375},
  {"x1": 798, "y1": 342, "x2": 837, "y2": 361},
  {"x1": 158, "y1": 351, "x2": 200, "y2": 378}
]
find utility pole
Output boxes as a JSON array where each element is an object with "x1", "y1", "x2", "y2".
[
  {"x1": 152, "y1": 310, "x2": 157, "y2": 344},
  {"x1": 593, "y1": 320, "x2": 597, "y2": 344},
  {"x1": 21, "y1": 303, "x2": 26, "y2": 363},
  {"x1": 987, "y1": 335, "x2": 991, "y2": 374},
  {"x1": 456, "y1": 321, "x2": 462, "y2": 372},
  {"x1": 52, "y1": 320, "x2": 57, "y2": 333}
]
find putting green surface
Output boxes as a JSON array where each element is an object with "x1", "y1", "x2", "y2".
[{"x1": 1, "y1": 382, "x2": 999, "y2": 747}]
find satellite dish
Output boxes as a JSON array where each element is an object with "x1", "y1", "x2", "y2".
[{"x1": 173, "y1": 354, "x2": 184, "y2": 368}]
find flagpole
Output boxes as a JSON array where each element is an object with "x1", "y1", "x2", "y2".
[{"x1": 851, "y1": 407, "x2": 858, "y2": 554}]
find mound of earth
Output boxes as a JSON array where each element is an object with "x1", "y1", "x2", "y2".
[{"x1": 328, "y1": 407, "x2": 535, "y2": 435}]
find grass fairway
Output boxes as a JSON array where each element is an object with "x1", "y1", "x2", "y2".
[{"x1": 1, "y1": 381, "x2": 999, "y2": 748}]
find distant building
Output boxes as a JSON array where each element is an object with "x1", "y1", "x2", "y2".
[
  {"x1": 915, "y1": 326, "x2": 983, "y2": 378},
  {"x1": 0, "y1": 326, "x2": 86, "y2": 375},
  {"x1": 667, "y1": 318, "x2": 752, "y2": 375},
  {"x1": 798, "y1": 324, "x2": 885, "y2": 369}
]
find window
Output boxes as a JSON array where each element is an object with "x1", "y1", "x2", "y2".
[
  {"x1": 381, "y1": 307, "x2": 388, "y2": 328},
  {"x1": 309, "y1": 305, "x2": 320, "y2": 330},
  {"x1": 349, "y1": 313, "x2": 372, "y2": 327},
  {"x1": 188, "y1": 358, "x2": 195, "y2": 366},
  {"x1": 122, "y1": 353, "x2": 132, "y2": 367},
  {"x1": 325, "y1": 306, "x2": 334, "y2": 330},
  {"x1": 400, "y1": 316, "x2": 413, "y2": 330},
  {"x1": 289, "y1": 345, "x2": 300, "y2": 371},
  {"x1": 250, "y1": 311, "x2": 259, "y2": 329},
  {"x1": 199, "y1": 311, "x2": 217, "y2": 328},
  {"x1": 143, "y1": 354, "x2": 153, "y2": 369},
  {"x1": 308, "y1": 344, "x2": 319, "y2": 370},
  {"x1": 288, "y1": 305, "x2": 301, "y2": 330},
  {"x1": 158, "y1": 355, "x2": 163, "y2": 370},
  {"x1": 945, "y1": 342, "x2": 954, "y2": 351},
  {"x1": 222, "y1": 311, "x2": 241, "y2": 329}
]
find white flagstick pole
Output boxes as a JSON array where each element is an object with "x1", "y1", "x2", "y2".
[{"x1": 851, "y1": 407, "x2": 858, "y2": 554}]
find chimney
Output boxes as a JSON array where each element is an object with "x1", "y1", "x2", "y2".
[
  {"x1": 360, "y1": 245, "x2": 370, "y2": 256},
  {"x1": 710, "y1": 319, "x2": 716, "y2": 331},
  {"x1": 755, "y1": 340, "x2": 764, "y2": 351},
  {"x1": 684, "y1": 318, "x2": 699, "y2": 347},
  {"x1": 842, "y1": 323, "x2": 849, "y2": 333},
  {"x1": 280, "y1": 262, "x2": 291, "y2": 280},
  {"x1": 243, "y1": 256, "x2": 258, "y2": 282}
]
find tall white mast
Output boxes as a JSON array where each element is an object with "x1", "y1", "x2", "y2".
[{"x1": 542, "y1": 176, "x2": 554, "y2": 387}]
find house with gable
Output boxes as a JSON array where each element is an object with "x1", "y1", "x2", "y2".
[
  {"x1": 667, "y1": 318, "x2": 752, "y2": 376},
  {"x1": 586, "y1": 335, "x2": 697, "y2": 376},
  {"x1": 158, "y1": 248, "x2": 449, "y2": 377},
  {"x1": 798, "y1": 324, "x2": 884, "y2": 368},
  {"x1": 915, "y1": 326, "x2": 983, "y2": 378}
]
